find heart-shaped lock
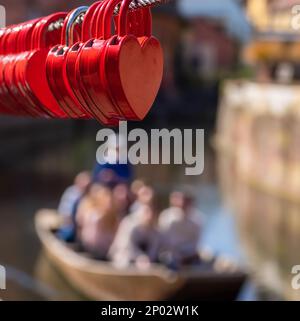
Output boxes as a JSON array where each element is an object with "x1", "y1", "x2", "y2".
[
  {"x1": 0, "y1": 0, "x2": 164, "y2": 122},
  {"x1": 65, "y1": 0, "x2": 119, "y2": 125},
  {"x1": 3, "y1": 53, "x2": 33, "y2": 116},
  {"x1": 81, "y1": 1, "x2": 104, "y2": 43},
  {"x1": 12, "y1": 19, "x2": 47, "y2": 116},
  {"x1": 16, "y1": 13, "x2": 69, "y2": 118},
  {"x1": 77, "y1": 0, "x2": 152, "y2": 123},
  {"x1": 6, "y1": 25, "x2": 21, "y2": 54},
  {"x1": 0, "y1": 54, "x2": 22, "y2": 115},
  {"x1": 77, "y1": 0, "x2": 125, "y2": 122},
  {"x1": 19, "y1": 18, "x2": 43, "y2": 52},
  {"x1": 3, "y1": 19, "x2": 44, "y2": 116},
  {"x1": 11, "y1": 14, "x2": 63, "y2": 117},
  {"x1": 0, "y1": 42, "x2": 24, "y2": 115},
  {"x1": 46, "y1": 7, "x2": 92, "y2": 119},
  {"x1": 105, "y1": 0, "x2": 163, "y2": 121},
  {"x1": 1, "y1": 26, "x2": 15, "y2": 55}
]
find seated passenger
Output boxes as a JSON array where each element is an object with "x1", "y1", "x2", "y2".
[
  {"x1": 76, "y1": 184, "x2": 118, "y2": 259},
  {"x1": 112, "y1": 183, "x2": 132, "y2": 219},
  {"x1": 57, "y1": 171, "x2": 90, "y2": 242},
  {"x1": 58, "y1": 171, "x2": 91, "y2": 221},
  {"x1": 129, "y1": 179, "x2": 147, "y2": 213},
  {"x1": 129, "y1": 183, "x2": 154, "y2": 214},
  {"x1": 109, "y1": 203, "x2": 161, "y2": 269},
  {"x1": 108, "y1": 185, "x2": 155, "y2": 264},
  {"x1": 159, "y1": 191, "x2": 202, "y2": 268}
]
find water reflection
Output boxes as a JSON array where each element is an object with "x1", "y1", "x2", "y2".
[
  {"x1": 215, "y1": 80, "x2": 300, "y2": 301},
  {"x1": 34, "y1": 254, "x2": 85, "y2": 300}
]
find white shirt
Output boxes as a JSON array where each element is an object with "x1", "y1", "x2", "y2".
[
  {"x1": 159, "y1": 207, "x2": 202, "y2": 258},
  {"x1": 58, "y1": 186, "x2": 81, "y2": 218},
  {"x1": 108, "y1": 209, "x2": 145, "y2": 266}
]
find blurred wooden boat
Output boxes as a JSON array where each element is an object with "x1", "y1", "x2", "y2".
[{"x1": 35, "y1": 210, "x2": 247, "y2": 301}]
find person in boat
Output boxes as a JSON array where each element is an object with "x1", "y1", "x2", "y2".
[
  {"x1": 129, "y1": 182, "x2": 154, "y2": 214},
  {"x1": 109, "y1": 184, "x2": 155, "y2": 252},
  {"x1": 159, "y1": 190, "x2": 202, "y2": 269},
  {"x1": 57, "y1": 171, "x2": 91, "y2": 242},
  {"x1": 128, "y1": 203, "x2": 161, "y2": 269},
  {"x1": 109, "y1": 203, "x2": 161, "y2": 269},
  {"x1": 76, "y1": 183, "x2": 119, "y2": 260},
  {"x1": 108, "y1": 185, "x2": 158, "y2": 266},
  {"x1": 58, "y1": 171, "x2": 91, "y2": 220},
  {"x1": 112, "y1": 183, "x2": 132, "y2": 219},
  {"x1": 92, "y1": 134, "x2": 133, "y2": 187},
  {"x1": 129, "y1": 179, "x2": 148, "y2": 213}
]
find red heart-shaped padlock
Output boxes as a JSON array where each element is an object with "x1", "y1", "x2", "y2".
[
  {"x1": 65, "y1": 0, "x2": 119, "y2": 125},
  {"x1": 17, "y1": 12, "x2": 68, "y2": 118},
  {"x1": 46, "y1": 7, "x2": 92, "y2": 119},
  {"x1": 105, "y1": 0, "x2": 163, "y2": 120},
  {"x1": 78, "y1": 0, "x2": 152, "y2": 123}
]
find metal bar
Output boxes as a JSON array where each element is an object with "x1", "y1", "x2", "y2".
[
  {"x1": 48, "y1": 0, "x2": 172, "y2": 31},
  {"x1": 116, "y1": 0, "x2": 171, "y2": 14}
]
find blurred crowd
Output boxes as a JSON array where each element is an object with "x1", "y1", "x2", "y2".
[{"x1": 57, "y1": 135, "x2": 203, "y2": 270}]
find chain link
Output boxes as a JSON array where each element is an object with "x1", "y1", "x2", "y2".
[{"x1": 48, "y1": 0, "x2": 171, "y2": 32}]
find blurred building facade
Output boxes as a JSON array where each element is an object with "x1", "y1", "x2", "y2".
[
  {"x1": 246, "y1": 0, "x2": 299, "y2": 33},
  {"x1": 215, "y1": 0, "x2": 300, "y2": 299},
  {"x1": 151, "y1": 0, "x2": 249, "y2": 123},
  {"x1": 243, "y1": 0, "x2": 300, "y2": 81}
]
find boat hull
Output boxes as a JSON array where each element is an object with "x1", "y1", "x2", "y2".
[{"x1": 35, "y1": 210, "x2": 246, "y2": 301}]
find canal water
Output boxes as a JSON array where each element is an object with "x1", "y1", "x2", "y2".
[{"x1": 0, "y1": 119, "x2": 257, "y2": 300}]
